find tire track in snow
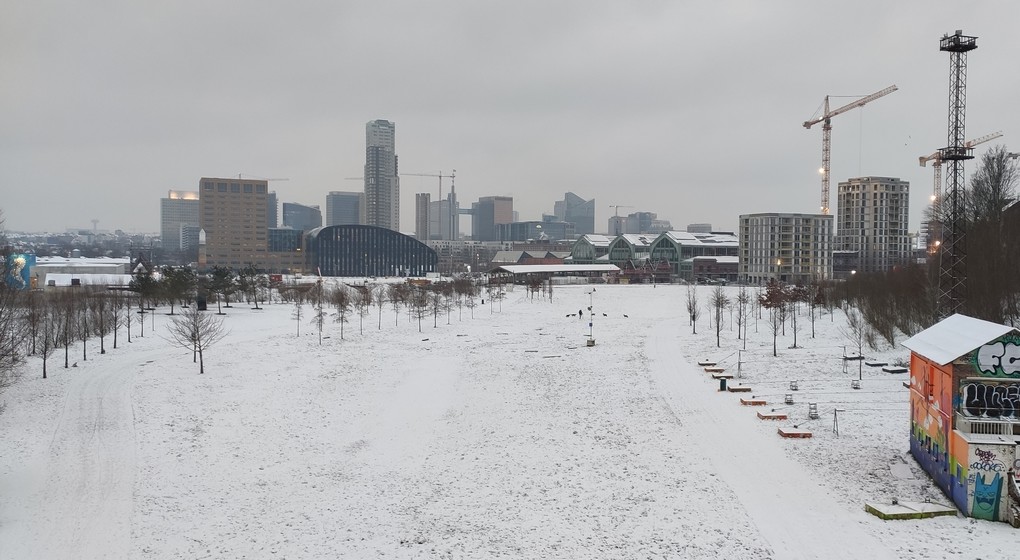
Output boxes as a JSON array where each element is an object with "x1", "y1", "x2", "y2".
[{"x1": 17, "y1": 364, "x2": 138, "y2": 559}]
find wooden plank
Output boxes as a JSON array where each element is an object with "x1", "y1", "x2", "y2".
[
  {"x1": 778, "y1": 427, "x2": 813, "y2": 438},
  {"x1": 711, "y1": 373, "x2": 734, "y2": 379},
  {"x1": 740, "y1": 398, "x2": 767, "y2": 406},
  {"x1": 727, "y1": 386, "x2": 752, "y2": 393},
  {"x1": 704, "y1": 366, "x2": 726, "y2": 373},
  {"x1": 697, "y1": 360, "x2": 717, "y2": 367},
  {"x1": 757, "y1": 411, "x2": 787, "y2": 420}
]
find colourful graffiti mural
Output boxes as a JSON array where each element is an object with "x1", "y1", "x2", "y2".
[
  {"x1": 968, "y1": 447, "x2": 1012, "y2": 521},
  {"x1": 4, "y1": 253, "x2": 35, "y2": 290}
]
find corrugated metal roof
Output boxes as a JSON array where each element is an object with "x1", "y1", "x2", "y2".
[{"x1": 901, "y1": 314, "x2": 1017, "y2": 365}]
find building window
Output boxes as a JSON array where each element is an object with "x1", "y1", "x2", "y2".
[
  {"x1": 244, "y1": 184, "x2": 253, "y2": 193},
  {"x1": 231, "y1": 184, "x2": 240, "y2": 193},
  {"x1": 256, "y1": 185, "x2": 266, "y2": 194},
  {"x1": 218, "y1": 183, "x2": 228, "y2": 192}
]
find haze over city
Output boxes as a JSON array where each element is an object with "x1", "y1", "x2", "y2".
[{"x1": 2, "y1": 1, "x2": 1019, "y2": 234}]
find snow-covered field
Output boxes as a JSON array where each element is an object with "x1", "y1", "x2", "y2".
[{"x1": 1, "y1": 283, "x2": 1016, "y2": 559}]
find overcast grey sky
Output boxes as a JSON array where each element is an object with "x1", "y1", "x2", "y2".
[{"x1": 2, "y1": 1, "x2": 1018, "y2": 235}]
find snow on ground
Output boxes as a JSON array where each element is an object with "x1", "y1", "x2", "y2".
[{"x1": 0, "y1": 283, "x2": 1017, "y2": 559}]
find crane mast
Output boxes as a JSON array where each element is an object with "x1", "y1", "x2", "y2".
[{"x1": 803, "y1": 85, "x2": 898, "y2": 215}]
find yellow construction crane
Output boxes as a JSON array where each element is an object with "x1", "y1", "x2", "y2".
[
  {"x1": 803, "y1": 85, "x2": 898, "y2": 215},
  {"x1": 919, "y1": 131, "x2": 1002, "y2": 204}
]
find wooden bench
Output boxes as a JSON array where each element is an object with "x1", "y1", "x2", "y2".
[
  {"x1": 711, "y1": 373, "x2": 734, "y2": 380},
  {"x1": 704, "y1": 366, "x2": 726, "y2": 373},
  {"x1": 727, "y1": 386, "x2": 752, "y2": 393},
  {"x1": 697, "y1": 360, "x2": 717, "y2": 367},
  {"x1": 778, "y1": 427, "x2": 813, "y2": 438},
  {"x1": 757, "y1": 411, "x2": 787, "y2": 420},
  {"x1": 740, "y1": 398, "x2": 767, "y2": 406}
]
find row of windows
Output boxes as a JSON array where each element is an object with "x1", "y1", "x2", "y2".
[{"x1": 202, "y1": 182, "x2": 268, "y2": 194}]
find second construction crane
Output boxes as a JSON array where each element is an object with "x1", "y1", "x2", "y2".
[
  {"x1": 803, "y1": 85, "x2": 898, "y2": 215},
  {"x1": 919, "y1": 131, "x2": 1002, "y2": 204}
]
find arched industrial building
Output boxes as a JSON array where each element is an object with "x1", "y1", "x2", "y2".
[{"x1": 305, "y1": 225, "x2": 437, "y2": 277}]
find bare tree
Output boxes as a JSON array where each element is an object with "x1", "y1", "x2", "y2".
[
  {"x1": 311, "y1": 279, "x2": 326, "y2": 345},
  {"x1": 410, "y1": 287, "x2": 430, "y2": 332},
  {"x1": 90, "y1": 289, "x2": 116, "y2": 354},
  {"x1": 759, "y1": 280, "x2": 786, "y2": 357},
  {"x1": 292, "y1": 294, "x2": 303, "y2": 336},
  {"x1": 685, "y1": 284, "x2": 701, "y2": 334},
  {"x1": 331, "y1": 284, "x2": 352, "y2": 340},
  {"x1": 165, "y1": 306, "x2": 228, "y2": 374},
  {"x1": 0, "y1": 284, "x2": 25, "y2": 407},
  {"x1": 710, "y1": 286, "x2": 729, "y2": 348},
  {"x1": 388, "y1": 283, "x2": 408, "y2": 327},
  {"x1": 373, "y1": 284, "x2": 388, "y2": 330},
  {"x1": 352, "y1": 287, "x2": 371, "y2": 335},
  {"x1": 840, "y1": 308, "x2": 875, "y2": 380},
  {"x1": 735, "y1": 286, "x2": 752, "y2": 350},
  {"x1": 38, "y1": 295, "x2": 62, "y2": 379}
]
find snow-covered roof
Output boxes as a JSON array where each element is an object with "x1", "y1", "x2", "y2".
[
  {"x1": 34, "y1": 256, "x2": 131, "y2": 268},
  {"x1": 662, "y1": 231, "x2": 738, "y2": 246},
  {"x1": 901, "y1": 314, "x2": 1018, "y2": 366},
  {"x1": 577, "y1": 234, "x2": 613, "y2": 247},
  {"x1": 490, "y1": 250, "x2": 526, "y2": 263},
  {"x1": 690, "y1": 255, "x2": 739, "y2": 263},
  {"x1": 44, "y1": 273, "x2": 134, "y2": 287},
  {"x1": 493, "y1": 264, "x2": 620, "y2": 274},
  {"x1": 616, "y1": 234, "x2": 655, "y2": 248}
]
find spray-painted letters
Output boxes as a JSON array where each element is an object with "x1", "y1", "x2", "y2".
[
  {"x1": 961, "y1": 382, "x2": 1020, "y2": 418},
  {"x1": 975, "y1": 337, "x2": 1020, "y2": 377}
]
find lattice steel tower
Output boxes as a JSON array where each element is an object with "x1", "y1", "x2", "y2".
[{"x1": 936, "y1": 30, "x2": 977, "y2": 319}]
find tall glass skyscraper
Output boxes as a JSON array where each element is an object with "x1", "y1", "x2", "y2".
[{"x1": 364, "y1": 119, "x2": 399, "y2": 231}]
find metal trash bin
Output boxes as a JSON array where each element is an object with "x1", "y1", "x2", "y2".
[{"x1": 719, "y1": 378, "x2": 727, "y2": 391}]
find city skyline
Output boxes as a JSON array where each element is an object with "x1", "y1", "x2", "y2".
[{"x1": 2, "y1": 3, "x2": 1018, "y2": 234}]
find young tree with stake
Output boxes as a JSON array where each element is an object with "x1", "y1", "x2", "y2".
[{"x1": 165, "y1": 306, "x2": 228, "y2": 374}]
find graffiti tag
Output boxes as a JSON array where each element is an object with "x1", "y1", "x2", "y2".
[
  {"x1": 961, "y1": 382, "x2": 1020, "y2": 418},
  {"x1": 970, "y1": 449, "x2": 1008, "y2": 473},
  {"x1": 975, "y1": 338, "x2": 1020, "y2": 376}
]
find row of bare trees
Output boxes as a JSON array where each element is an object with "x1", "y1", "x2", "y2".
[{"x1": 288, "y1": 277, "x2": 487, "y2": 343}]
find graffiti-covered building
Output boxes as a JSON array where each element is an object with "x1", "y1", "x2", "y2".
[{"x1": 903, "y1": 314, "x2": 1020, "y2": 525}]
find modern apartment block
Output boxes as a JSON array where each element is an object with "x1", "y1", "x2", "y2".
[
  {"x1": 282, "y1": 202, "x2": 322, "y2": 231},
  {"x1": 326, "y1": 191, "x2": 363, "y2": 226},
  {"x1": 471, "y1": 196, "x2": 514, "y2": 241},
  {"x1": 836, "y1": 176, "x2": 910, "y2": 274},
  {"x1": 159, "y1": 190, "x2": 199, "y2": 253},
  {"x1": 738, "y1": 213, "x2": 833, "y2": 284},
  {"x1": 364, "y1": 119, "x2": 399, "y2": 231},
  {"x1": 198, "y1": 177, "x2": 269, "y2": 269},
  {"x1": 553, "y1": 192, "x2": 595, "y2": 236}
]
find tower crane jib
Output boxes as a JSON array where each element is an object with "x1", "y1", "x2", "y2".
[{"x1": 803, "y1": 84, "x2": 898, "y2": 215}]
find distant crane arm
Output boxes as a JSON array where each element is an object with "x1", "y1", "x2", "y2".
[{"x1": 803, "y1": 85, "x2": 898, "y2": 129}]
